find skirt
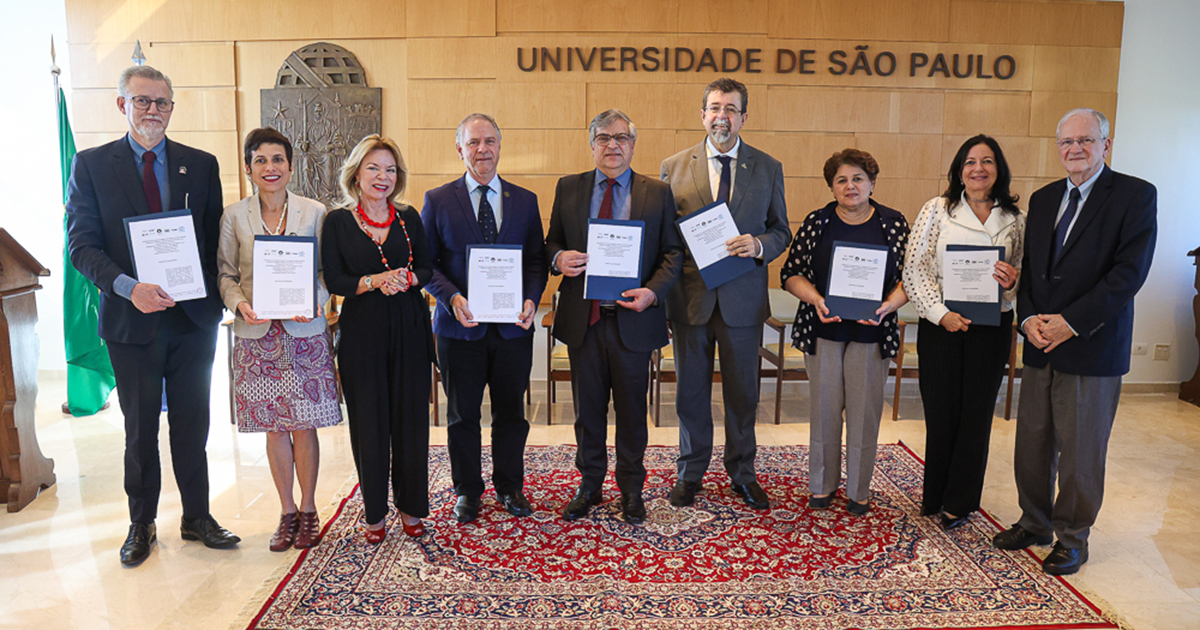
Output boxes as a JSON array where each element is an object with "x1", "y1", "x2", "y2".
[{"x1": 233, "y1": 321, "x2": 342, "y2": 433}]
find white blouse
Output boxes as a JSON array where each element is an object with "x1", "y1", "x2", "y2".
[{"x1": 903, "y1": 194, "x2": 1026, "y2": 326}]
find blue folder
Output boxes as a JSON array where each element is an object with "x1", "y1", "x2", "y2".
[
  {"x1": 584, "y1": 218, "x2": 644, "y2": 301},
  {"x1": 824, "y1": 241, "x2": 889, "y2": 322},
  {"x1": 944, "y1": 244, "x2": 1005, "y2": 326},
  {"x1": 674, "y1": 200, "x2": 756, "y2": 290},
  {"x1": 254, "y1": 235, "x2": 320, "y2": 319}
]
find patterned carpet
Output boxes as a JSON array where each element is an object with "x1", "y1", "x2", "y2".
[{"x1": 242, "y1": 444, "x2": 1118, "y2": 629}]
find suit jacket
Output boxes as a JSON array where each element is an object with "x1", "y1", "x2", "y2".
[
  {"x1": 66, "y1": 135, "x2": 224, "y2": 344},
  {"x1": 1017, "y1": 165, "x2": 1157, "y2": 377},
  {"x1": 545, "y1": 170, "x2": 684, "y2": 351},
  {"x1": 217, "y1": 191, "x2": 331, "y2": 339},
  {"x1": 421, "y1": 175, "x2": 547, "y2": 341},
  {"x1": 660, "y1": 139, "x2": 791, "y2": 327}
]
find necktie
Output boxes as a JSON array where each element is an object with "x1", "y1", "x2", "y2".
[
  {"x1": 143, "y1": 150, "x2": 162, "y2": 214},
  {"x1": 589, "y1": 178, "x2": 618, "y2": 326},
  {"x1": 716, "y1": 155, "x2": 732, "y2": 204},
  {"x1": 1052, "y1": 187, "x2": 1080, "y2": 264},
  {"x1": 477, "y1": 185, "x2": 497, "y2": 244}
]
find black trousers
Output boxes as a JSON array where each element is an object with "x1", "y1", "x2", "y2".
[
  {"x1": 567, "y1": 309, "x2": 651, "y2": 495},
  {"x1": 438, "y1": 327, "x2": 533, "y2": 499},
  {"x1": 916, "y1": 310, "x2": 1012, "y2": 516},
  {"x1": 107, "y1": 308, "x2": 218, "y2": 524}
]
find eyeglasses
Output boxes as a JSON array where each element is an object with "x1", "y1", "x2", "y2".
[
  {"x1": 705, "y1": 105, "x2": 743, "y2": 117},
  {"x1": 127, "y1": 96, "x2": 175, "y2": 112},
  {"x1": 1056, "y1": 136, "x2": 1102, "y2": 149},
  {"x1": 593, "y1": 133, "x2": 632, "y2": 146}
]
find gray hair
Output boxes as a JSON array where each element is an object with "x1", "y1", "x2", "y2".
[
  {"x1": 455, "y1": 113, "x2": 502, "y2": 147},
  {"x1": 1056, "y1": 108, "x2": 1110, "y2": 139},
  {"x1": 118, "y1": 65, "x2": 174, "y2": 99},
  {"x1": 588, "y1": 109, "x2": 637, "y2": 144}
]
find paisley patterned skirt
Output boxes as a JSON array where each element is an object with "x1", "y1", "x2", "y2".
[{"x1": 233, "y1": 321, "x2": 343, "y2": 433}]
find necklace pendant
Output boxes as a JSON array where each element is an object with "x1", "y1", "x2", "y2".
[{"x1": 381, "y1": 256, "x2": 388, "y2": 265}]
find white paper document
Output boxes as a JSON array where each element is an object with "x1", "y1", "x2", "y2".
[
  {"x1": 252, "y1": 237, "x2": 318, "y2": 319},
  {"x1": 677, "y1": 202, "x2": 740, "y2": 269},
  {"x1": 586, "y1": 221, "x2": 642, "y2": 279},
  {"x1": 943, "y1": 249, "x2": 1001, "y2": 303},
  {"x1": 467, "y1": 245, "x2": 522, "y2": 323},
  {"x1": 827, "y1": 244, "x2": 886, "y2": 301},
  {"x1": 125, "y1": 210, "x2": 207, "y2": 301}
]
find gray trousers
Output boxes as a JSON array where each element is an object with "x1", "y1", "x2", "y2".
[
  {"x1": 672, "y1": 303, "x2": 762, "y2": 485},
  {"x1": 806, "y1": 338, "x2": 890, "y2": 503},
  {"x1": 1014, "y1": 363, "x2": 1121, "y2": 548}
]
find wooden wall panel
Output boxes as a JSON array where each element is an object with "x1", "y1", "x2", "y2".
[
  {"x1": 71, "y1": 88, "x2": 236, "y2": 133},
  {"x1": 407, "y1": 0, "x2": 496, "y2": 38},
  {"x1": 1029, "y1": 91, "x2": 1119, "y2": 137},
  {"x1": 768, "y1": 0, "x2": 951, "y2": 42},
  {"x1": 1031, "y1": 46, "x2": 1121, "y2": 93},
  {"x1": 943, "y1": 90, "x2": 1030, "y2": 136},
  {"x1": 939, "y1": 134, "x2": 1054, "y2": 179},
  {"x1": 766, "y1": 88, "x2": 893, "y2": 133},
  {"x1": 68, "y1": 42, "x2": 235, "y2": 89},
  {"x1": 677, "y1": 0, "x2": 769, "y2": 35},
  {"x1": 852, "y1": 133, "x2": 944, "y2": 179},
  {"x1": 739, "y1": 131, "x2": 857, "y2": 178},
  {"x1": 949, "y1": 0, "x2": 1123, "y2": 48},
  {"x1": 409, "y1": 81, "x2": 585, "y2": 130},
  {"x1": 497, "y1": 0, "x2": 679, "y2": 33},
  {"x1": 874, "y1": 178, "x2": 944, "y2": 221}
]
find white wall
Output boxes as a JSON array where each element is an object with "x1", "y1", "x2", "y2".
[
  {"x1": 5, "y1": 0, "x2": 1198, "y2": 384},
  {"x1": 1, "y1": 2, "x2": 71, "y2": 371}
]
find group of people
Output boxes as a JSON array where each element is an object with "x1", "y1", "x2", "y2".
[{"x1": 65, "y1": 67, "x2": 1156, "y2": 580}]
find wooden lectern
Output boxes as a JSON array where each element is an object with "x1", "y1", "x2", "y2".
[{"x1": 0, "y1": 228, "x2": 55, "y2": 512}]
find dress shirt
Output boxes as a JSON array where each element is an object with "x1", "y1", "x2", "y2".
[
  {"x1": 589, "y1": 168, "x2": 632, "y2": 221},
  {"x1": 466, "y1": 172, "x2": 503, "y2": 230},
  {"x1": 114, "y1": 135, "x2": 172, "y2": 300}
]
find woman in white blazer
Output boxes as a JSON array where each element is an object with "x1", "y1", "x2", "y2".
[
  {"x1": 217, "y1": 128, "x2": 342, "y2": 552},
  {"x1": 903, "y1": 134, "x2": 1025, "y2": 531}
]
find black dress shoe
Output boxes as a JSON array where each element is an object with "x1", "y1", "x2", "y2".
[
  {"x1": 992, "y1": 524, "x2": 1053, "y2": 550},
  {"x1": 808, "y1": 494, "x2": 833, "y2": 509},
  {"x1": 454, "y1": 496, "x2": 481, "y2": 523},
  {"x1": 732, "y1": 481, "x2": 770, "y2": 510},
  {"x1": 120, "y1": 522, "x2": 156, "y2": 566},
  {"x1": 562, "y1": 487, "x2": 602, "y2": 521},
  {"x1": 1043, "y1": 542, "x2": 1088, "y2": 575},
  {"x1": 669, "y1": 479, "x2": 703, "y2": 507},
  {"x1": 497, "y1": 490, "x2": 533, "y2": 517},
  {"x1": 940, "y1": 512, "x2": 971, "y2": 531},
  {"x1": 847, "y1": 499, "x2": 871, "y2": 516},
  {"x1": 180, "y1": 515, "x2": 241, "y2": 549},
  {"x1": 620, "y1": 492, "x2": 647, "y2": 525}
]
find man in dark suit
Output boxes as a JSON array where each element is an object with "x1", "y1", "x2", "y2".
[
  {"x1": 993, "y1": 108, "x2": 1156, "y2": 575},
  {"x1": 66, "y1": 66, "x2": 239, "y2": 566},
  {"x1": 546, "y1": 109, "x2": 683, "y2": 525},
  {"x1": 659, "y1": 78, "x2": 791, "y2": 510},
  {"x1": 421, "y1": 113, "x2": 547, "y2": 524}
]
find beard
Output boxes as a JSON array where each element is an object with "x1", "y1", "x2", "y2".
[
  {"x1": 133, "y1": 118, "x2": 166, "y2": 144},
  {"x1": 708, "y1": 126, "x2": 731, "y2": 145}
]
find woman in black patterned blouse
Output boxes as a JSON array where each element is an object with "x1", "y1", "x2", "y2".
[{"x1": 780, "y1": 149, "x2": 909, "y2": 516}]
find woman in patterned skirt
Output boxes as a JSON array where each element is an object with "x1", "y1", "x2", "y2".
[{"x1": 218, "y1": 127, "x2": 342, "y2": 552}]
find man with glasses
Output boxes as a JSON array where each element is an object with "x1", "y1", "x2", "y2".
[
  {"x1": 992, "y1": 108, "x2": 1157, "y2": 575},
  {"x1": 67, "y1": 65, "x2": 237, "y2": 566},
  {"x1": 420, "y1": 114, "x2": 547, "y2": 524},
  {"x1": 545, "y1": 109, "x2": 683, "y2": 525},
  {"x1": 660, "y1": 78, "x2": 790, "y2": 510}
]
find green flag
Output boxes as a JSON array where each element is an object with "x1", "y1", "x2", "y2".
[{"x1": 60, "y1": 86, "x2": 115, "y2": 416}]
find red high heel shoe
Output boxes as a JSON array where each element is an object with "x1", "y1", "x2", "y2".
[
  {"x1": 401, "y1": 519, "x2": 425, "y2": 538},
  {"x1": 363, "y1": 522, "x2": 386, "y2": 544}
]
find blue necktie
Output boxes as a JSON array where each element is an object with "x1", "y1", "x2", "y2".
[
  {"x1": 1052, "y1": 187, "x2": 1081, "y2": 264},
  {"x1": 716, "y1": 155, "x2": 732, "y2": 204},
  {"x1": 477, "y1": 185, "x2": 497, "y2": 244}
]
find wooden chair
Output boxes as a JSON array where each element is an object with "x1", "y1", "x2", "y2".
[
  {"x1": 650, "y1": 338, "x2": 722, "y2": 427},
  {"x1": 541, "y1": 294, "x2": 570, "y2": 425},
  {"x1": 1002, "y1": 324, "x2": 1023, "y2": 420},
  {"x1": 758, "y1": 288, "x2": 807, "y2": 425},
  {"x1": 890, "y1": 303, "x2": 921, "y2": 421}
]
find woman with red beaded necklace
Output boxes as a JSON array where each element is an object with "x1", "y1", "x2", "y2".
[{"x1": 321, "y1": 134, "x2": 435, "y2": 543}]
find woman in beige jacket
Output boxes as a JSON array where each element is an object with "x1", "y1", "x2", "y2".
[{"x1": 218, "y1": 128, "x2": 342, "y2": 552}]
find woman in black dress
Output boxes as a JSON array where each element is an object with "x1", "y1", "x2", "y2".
[{"x1": 321, "y1": 134, "x2": 435, "y2": 543}]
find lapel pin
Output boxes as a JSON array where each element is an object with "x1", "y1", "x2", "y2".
[
  {"x1": 504, "y1": 191, "x2": 510, "y2": 198},
  {"x1": 179, "y1": 166, "x2": 187, "y2": 174}
]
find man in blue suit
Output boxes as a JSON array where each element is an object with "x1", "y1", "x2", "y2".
[
  {"x1": 421, "y1": 113, "x2": 547, "y2": 523},
  {"x1": 66, "y1": 66, "x2": 240, "y2": 566},
  {"x1": 993, "y1": 108, "x2": 1157, "y2": 575}
]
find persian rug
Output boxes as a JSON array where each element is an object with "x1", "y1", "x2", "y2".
[{"x1": 240, "y1": 444, "x2": 1120, "y2": 629}]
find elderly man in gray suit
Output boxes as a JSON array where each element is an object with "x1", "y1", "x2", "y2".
[{"x1": 660, "y1": 77, "x2": 791, "y2": 510}]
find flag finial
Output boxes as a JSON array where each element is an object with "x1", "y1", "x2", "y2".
[{"x1": 132, "y1": 40, "x2": 146, "y2": 66}]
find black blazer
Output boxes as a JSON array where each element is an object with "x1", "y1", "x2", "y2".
[
  {"x1": 1017, "y1": 165, "x2": 1157, "y2": 376},
  {"x1": 545, "y1": 170, "x2": 684, "y2": 352},
  {"x1": 66, "y1": 135, "x2": 224, "y2": 344}
]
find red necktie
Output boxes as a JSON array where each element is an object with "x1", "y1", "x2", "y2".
[
  {"x1": 143, "y1": 150, "x2": 163, "y2": 213},
  {"x1": 588, "y1": 177, "x2": 617, "y2": 326}
]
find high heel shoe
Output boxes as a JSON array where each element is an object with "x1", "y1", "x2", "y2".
[
  {"x1": 294, "y1": 511, "x2": 321, "y2": 549},
  {"x1": 401, "y1": 519, "x2": 425, "y2": 538},
  {"x1": 363, "y1": 522, "x2": 386, "y2": 545}
]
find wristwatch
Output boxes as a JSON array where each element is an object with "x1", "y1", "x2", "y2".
[{"x1": 362, "y1": 275, "x2": 374, "y2": 290}]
